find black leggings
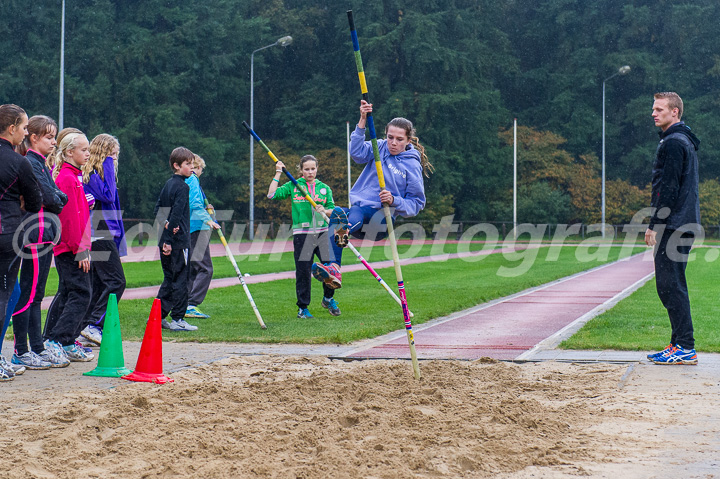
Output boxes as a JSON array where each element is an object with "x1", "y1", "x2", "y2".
[{"x1": 12, "y1": 244, "x2": 54, "y2": 355}]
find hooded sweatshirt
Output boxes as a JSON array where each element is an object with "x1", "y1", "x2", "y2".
[
  {"x1": 649, "y1": 121, "x2": 701, "y2": 233},
  {"x1": 53, "y1": 162, "x2": 91, "y2": 257},
  {"x1": 349, "y1": 125, "x2": 425, "y2": 218},
  {"x1": 84, "y1": 156, "x2": 127, "y2": 256}
]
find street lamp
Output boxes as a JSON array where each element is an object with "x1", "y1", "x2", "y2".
[
  {"x1": 601, "y1": 65, "x2": 630, "y2": 238},
  {"x1": 249, "y1": 35, "x2": 292, "y2": 240}
]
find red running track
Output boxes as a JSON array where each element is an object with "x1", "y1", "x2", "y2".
[{"x1": 341, "y1": 251, "x2": 655, "y2": 361}]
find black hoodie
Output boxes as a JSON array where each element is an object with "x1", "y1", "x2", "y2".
[{"x1": 649, "y1": 121, "x2": 701, "y2": 233}]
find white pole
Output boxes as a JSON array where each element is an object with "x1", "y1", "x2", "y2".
[
  {"x1": 347, "y1": 121, "x2": 351, "y2": 206},
  {"x1": 602, "y1": 80, "x2": 606, "y2": 239},
  {"x1": 249, "y1": 50, "x2": 255, "y2": 240},
  {"x1": 59, "y1": 0, "x2": 65, "y2": 130},
  {"x1": 513, "y1": 118, "x2": 517, "y2": 241}
]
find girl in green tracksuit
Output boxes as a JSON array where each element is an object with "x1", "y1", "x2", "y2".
[{"x1": 267, "y1": 155, "x2": 340, "y2": 318}]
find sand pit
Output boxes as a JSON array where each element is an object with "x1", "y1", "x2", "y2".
[{"x1": 1, "y1": 356, "x2": 718, "y2": 478}]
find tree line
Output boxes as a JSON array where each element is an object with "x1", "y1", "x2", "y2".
[{"x1": 2, "y1": 0, "x2": 719, "y2": 226}]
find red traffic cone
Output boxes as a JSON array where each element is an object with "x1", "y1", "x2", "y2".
[{"x1": 122, "y1": 298, "x2": 174, "y2": 384}]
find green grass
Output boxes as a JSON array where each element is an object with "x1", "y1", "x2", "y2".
[
  {"x1": 112, "y1": 245, "x2": 646, "y2": 343},
  {"x1": 42, "y1": 242, "x2": 495, "y2": 296},
  {"x1": 561, "y1": 247, "x2": 720, "y2": 352}
]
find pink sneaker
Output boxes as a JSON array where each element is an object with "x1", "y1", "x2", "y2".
[{"x1": 312, "y1": 262, "x2": 342, "y2": 289}]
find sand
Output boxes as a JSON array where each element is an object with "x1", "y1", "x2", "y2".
[{"x1": 1, "y1": 356, "x2": 719, "y2": 478}]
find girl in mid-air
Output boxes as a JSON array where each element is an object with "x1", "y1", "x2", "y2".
[{"x1": 312, "y1": 100, "x2": 432, "y2": 290}]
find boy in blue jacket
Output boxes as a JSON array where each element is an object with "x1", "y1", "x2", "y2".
[{"x1": 185, "y1": 154, "x2": 219, "y2": 319}]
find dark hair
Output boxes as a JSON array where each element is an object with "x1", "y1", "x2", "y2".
[
  {"x1": 654, "y1": 92, "x2": 684, "y2": 119},
  {"x1": 18, "y1": 115, "x2": 57, "y2": 156},
  {"x1": 0, "y1": 104, "x2": 27, "y2": 133},
  {"x1": 298, "y1": 154, "x2": 318, "y2": 171},
  {"x1": 385, "y1": 117, "x2": 434, "y2": 177},
  {"x1": 170, "y1": 147, "x2": 194, "y2": 170}
]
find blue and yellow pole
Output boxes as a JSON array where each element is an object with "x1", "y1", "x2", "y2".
[{"x1": 347, "y1": 10, "x2": 420, "y2": 380}]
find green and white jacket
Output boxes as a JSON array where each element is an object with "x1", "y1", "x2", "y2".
[{"x1": 270, "y1": 178, "x2": 335, "y2": 235}]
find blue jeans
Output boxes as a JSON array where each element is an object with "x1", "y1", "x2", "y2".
[{"x1": 327, "y1": 206, "x2": 392, "y2": 265}]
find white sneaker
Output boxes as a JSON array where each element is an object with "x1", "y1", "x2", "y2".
[
  {"x1": 0, "y1": 355, "x2": 25, "y2": 376},
  {"x1": 62, "y1": 344, "x2": 94, "y2": 362},
  {"x1": 80, "y1": 325, "x2": 102, "y2": 345},
  {"x1": 37, "y1": 348, "x2": 70, "y2": 368},
  {"x1": 168, "y1": 319, "x2": 198, "y2": 331},
  {"x1": 12, "y1": 351, "x2": 52, "y2": 370},
  {"x1": 161, "y1": 318, "x2": 172, "y2": 330}
]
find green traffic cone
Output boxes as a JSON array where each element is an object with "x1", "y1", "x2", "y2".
[{"x1": 84, "y1": 293, "x2": 133, "y2": 377}]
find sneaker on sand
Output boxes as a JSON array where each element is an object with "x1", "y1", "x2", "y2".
[
  {"x1": 80, "y1": 325, "x2": 102, "y2": 345},
  {"x1": 321, "y1": 297, "x2": 341, "y2": 316},
  {"x1": 63, "y1": 343, "x2": 94, "y2": 362},
  {"x1": 0, "y1": 360, "x2": 14, "y2": 381},
  {"x1": 652, "y1": 345, "x2": 698, "y2": 365},
  {"x1": 161, "y1": 318, "x2": 172, "y2": 330},
  {"x1": 12, "y1": 351, "x2": 51, "y2": 370},
  {"x1": 75, "y1": 341, "x2": 94, "y2": 354},
  {"x1": 647, "y1": 343, "x2": 674, "y2": 361},
  {"x1": 37, "y1": 348, "x2": 70, "y2": 368},
  {"x1": 168, "y1": 319, "x2": 198, "y2": 331},
  {"x1": 0, "y1": 355, "x2": 24, "y2": 376},
  {"x1": 44, "y1": 340, "x2": 70, "y2": 363},
  {"x1": 185, "y1": 306, "x2": 210, "y2": 319},
  {"x1": 312, "y1": 262, "x2": 342, "y2": 289},
  {"x1": 297, "y1": 308, "x2": 314, "y2": 319}
]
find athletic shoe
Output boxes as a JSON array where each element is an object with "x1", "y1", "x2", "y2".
[
  {"x1": 321, "y1": 297, "x2": 341, "y2": 316},
  {"x1": 647, "y1": 343, "x2": 673, "y2": 361},
  {"x1": 168, "y1": 319, "x2": 198, "y2": 331},
  {"x1": 312, "y1": 262, "x2": 342, "y2": 289},
  {"x1": 652, "y1": 345, "x2": 698, "y2": 365},
  {"x1": 185, "y1": 306, "x2": 210, "y2": 319},
  {"x1": 330, "y1": 208, "x2": 349, "y2": 247},
  {"x1": 75, "y1": 340, "x2": 94, "y2": 354},
  {"x1": 0, "y1": 360, "x2": 14, "y2": 381},
  {"x1": 0, "y1": 355, "x2": 24, "y2": 376},
  {"x1": 63, "y1": 344, "x2": 95, "y2": 362},
  {"x1": 80, "y1": 325, "x2": 102, "y2": 346},
  {"x1": 12, "y1": 351, "x2": 51, "y2": 370},
  {"x1": 37, "y1": 348, "x2": 70, "y2": 368},
  {"x1": 44, "y1": 340, "x2": 70, "y2": 364},
  {"x1": 161, "y1": 318, "x2": 172, "y2": 330},
  {"x1": 297, "y1": 308, "x2": 314, "y2": 319}
]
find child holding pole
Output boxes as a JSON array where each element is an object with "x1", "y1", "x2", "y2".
[
  {"x1": 154, "y1": 147, "x2": 197, "y2": 331},
  {"x1": 185, "y1": 154, "x2": 219, "y2": 320},
  {"x1": 268, "y1": 155, "x2": 340, "y2": 317},
  {"x1": 312, "y1": 100, "x2": 431, "y2": 289}
]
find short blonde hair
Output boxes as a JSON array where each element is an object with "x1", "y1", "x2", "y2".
[
  {"x1": 193, "y1": 154, "x2": 206, "y2": 170},
  {"x1": 654, "y1": 92, "x2": 683, "y2": 119}
]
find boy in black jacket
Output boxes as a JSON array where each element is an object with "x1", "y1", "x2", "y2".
[{"x1": 154, "y1": 147, "x2": 197, "y2": 331}]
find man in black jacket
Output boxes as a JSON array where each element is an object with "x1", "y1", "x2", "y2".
[{"x1": 645, "y1": 92, "x2": 700, "y2": 365}]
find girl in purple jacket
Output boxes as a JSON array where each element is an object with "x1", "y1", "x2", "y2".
[{"x1": 77, "y1": 134, "x2": 127, "y2": 346}]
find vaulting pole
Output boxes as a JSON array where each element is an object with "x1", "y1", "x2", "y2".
[
  {"x1": 347, "y1": 10, "x2": 420, "y2": 379},
  {"x1": 241, "y1": 121, "x2": 413, "y2": 318}
]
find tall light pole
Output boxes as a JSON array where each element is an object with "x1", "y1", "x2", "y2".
[
  {"x1": 249, "y1": 35, "x2": 292, "y2": 240},
  {"x1": 601, "y1": 65, "x2": 630, "y2": 238},
  {"x1": 59, "y1": 0, "x2": 66, "y2": 130}
]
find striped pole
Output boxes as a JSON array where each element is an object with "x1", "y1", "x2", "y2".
[
  {"x1": 205, "y1": 199, "x2": 266, "y2": 329},
  {"x1": 347, "y1": 10, "x2": 420, "y2": 380},
  {"x1": 241, "y1": 121, "x2": 413, "y2": 318}
]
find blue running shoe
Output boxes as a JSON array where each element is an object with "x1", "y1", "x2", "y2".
[
  {"x1": 312, "y1": 262, "x2": 342, "y2": 289},
  {"x1": 652, "y1": 345, "x2": 698, "y2": 365},
  {"x1": 321, "y1": 297, "x2": 341, "y2": 316},
  {"x1": 297, "y1": 308, "x2": 314, "y2": 319},
  {"x1": 647, "y1": 343, "x2": 673, "y2": 361},
  {"x1": 185, "y1": 306, "x2": 210, "y2": 319}
]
